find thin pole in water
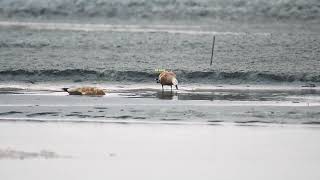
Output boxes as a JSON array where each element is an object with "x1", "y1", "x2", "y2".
[{"x1": 210, "y1": 35, "x2": 215, "y2": 66}]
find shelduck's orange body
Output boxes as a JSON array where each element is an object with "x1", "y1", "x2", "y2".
[
  {"x1": 156, "y1": 71, "x2": 178, "y2": 91},
  {"x1": 63, "y1": 87, "x2": 105, "y2": 96}
]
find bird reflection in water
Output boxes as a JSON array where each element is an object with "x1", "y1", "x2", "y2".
[{"x1": 156, "y1": 91, "x2": 177, "y2": 100}]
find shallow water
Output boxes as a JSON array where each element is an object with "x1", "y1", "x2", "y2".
[{"x1": 0, "y1": 83, "x2": 319, "y2": 125}]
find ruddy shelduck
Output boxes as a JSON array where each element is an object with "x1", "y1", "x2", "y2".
[
  {"x1": 156, "y1": 71, "x2": 178, "y2": 91},
  {"x1": 63, "y1": 87, "x2": 105, "y2": 96}
]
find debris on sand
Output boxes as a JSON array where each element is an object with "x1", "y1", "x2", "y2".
[{"x1": 0, "y1": 148, "x2": 71, "y2": 160}]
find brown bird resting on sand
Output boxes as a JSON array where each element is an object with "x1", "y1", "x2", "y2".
[
  {"x1": 156, "y1": 71, "x2": 179, "y2": 91},
  {"x1": 62, "y1": 87, "x2": 105, "y2": 96}
]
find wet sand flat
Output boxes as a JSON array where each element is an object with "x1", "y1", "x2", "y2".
[
  {"x1": 0, "y1": 121, "x2": 320, "y2": 180},
  {"x1": 1, "y1": 21, "x2": 320, "y2": 84}
]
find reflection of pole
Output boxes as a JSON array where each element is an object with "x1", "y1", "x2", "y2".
[{"x1": 210, "y1": 36, "x2": 215, "y2": 66}]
